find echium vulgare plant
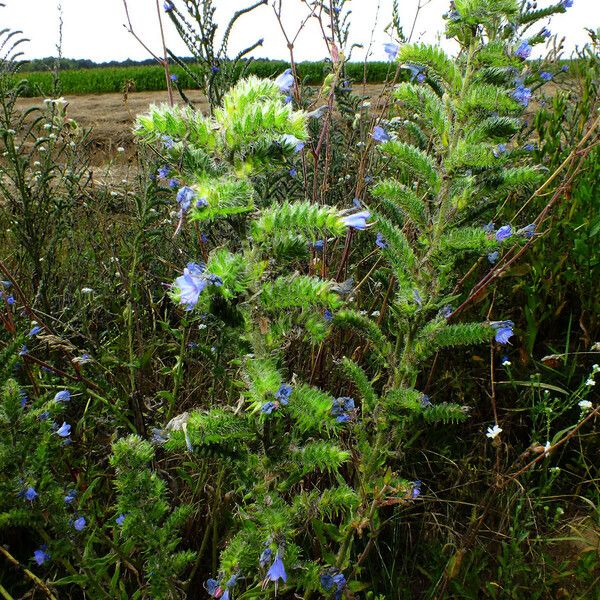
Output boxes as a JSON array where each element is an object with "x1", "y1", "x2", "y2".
[{"x1": 131, "y1": 0, "x2": 570, "y2": 596}]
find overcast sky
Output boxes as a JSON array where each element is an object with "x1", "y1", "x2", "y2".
[{"x1": 1, "y1": 0, "x2": 595, "y2": 63}]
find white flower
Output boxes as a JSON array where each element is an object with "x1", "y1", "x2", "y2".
[
  {"x1": 544, "y1": 441, "x2": 551, "y2": 454},
  {"x1": 585, "y1": 378, "x2": 595, "y2": 387},
  {"x1": 592, "y1": 363, "x2": 599, "y2": 373},
  {"x1": 117, "y1": 147, "x2": 125, "y2": 152},
  {"x1": 486, "y1": 424, "x2": 502, "y2": 439},
  {"x1": 578, "y1": 400, "x2": 592, "y2": 410},
  {"x1": 502, "y1": 358, "x2": 512, "y2": 366},
  {"x1": 80, "y1": 287, "x2": 94, "y2": 294}
]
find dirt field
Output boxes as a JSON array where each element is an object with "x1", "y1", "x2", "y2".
[{"x1": 15, "y1": 86, "x2": 387, "y2": 167}]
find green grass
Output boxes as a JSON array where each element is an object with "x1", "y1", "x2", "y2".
[{"x1": 15, "y1": 60, "x2": 393, "y2": 97}]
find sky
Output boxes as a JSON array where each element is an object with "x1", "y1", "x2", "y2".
[{"x1": 1, "y1": 0, "x2": 596, "y2": 64}]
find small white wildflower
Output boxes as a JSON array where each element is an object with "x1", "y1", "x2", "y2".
[
  {"x1": 117, "y1": 147, "x2": 125, "y2": 152},
  {"x1": 43, "y1": 123, "x2": 52, "y2": 130},
  {"x1": 486, "y1": 424, "x2": 502, "y2": 439},
  {"x1": 198, "y1": 324, "x2": 207, "y2": 330},
  {"x1": 592, "y1": 363, "x2": 600, "y2": 373},
  {"x1": 110, "y1": 191, "x2": 119, "y2": 197},
  {"x1": 34, "y1": 161, "x2": 41, "y2": 167},
  {"x1": 371, "y1": 310, "x2": 381, "y2": 317},
  {"x1": 38, "y1": 146, "x2": 47, "y2": 153},
  {"x1": 502, "y1": 358, "x2": 512, "y2": 366},
  {"x1": 7, "y1": 128, "x2": 15, "y2": 135},
  {"x1": 550, "y1": 466, "x2": 560, "y2": 473},
  {"x1": 585, "y1": 378, "x2": 595, "y2": 387},
  {"x1": 578, "y1": 399, "x2": 592, "y2": 410},
  {"x1": 80, "y1": 287, "x2": 94, "y2": 294},
  {"x1": 48, "y1": 133, "x2": 56, "y2": 139},
  {"x1": 543, "y1": 441, "x2": 551, "y2": 454}
]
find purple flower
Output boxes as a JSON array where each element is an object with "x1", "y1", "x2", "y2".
[
  {"x1": 54, "y1": 390, "x2": 70, "y2": 403},
  {"x1": 483, "y1": 222, "x2": 495, "y2": 234},
  {"x1": 33, "y1": 547, "x2": 50, "y2": 566},
  {"x1": 19, "y1": 390, "x2": 28, "y2": 408},
  {"x1": 205, "y1": 579, "x2": 221, "y2": 597},
  {"x1": 331, "y1": 396, "x2": 355, "y2": 423},
  {"x1": 321, "y1": 572, "x2": 347, "y2": 599},
  {"x1": 540, "y1": 71, "x2": 552, "y2": 81},
  {"x1": 289, "y1": 168, "x2": 298, "y2": 177},
  {"x1": 413, "y1": 289, "x2": 423, "y2": 308},
  {"x1": 275, "y1": 69, "x2": 294, "y2": 94},
  {"x1": 284, "y1": 95, "x2": 293, "y2": 104},
  {"x1": 176, "y1": 186, "x2": 196, "y2": 212},
  {"x1": 7, "y1": 295, "x2": 15, "y2": 305},
  {"x1": 375, "y1": 232, "x2": 387, "y2": 249},
  {"x1": 19, "y1": 345, "x2": 28, "y2": 356},
  {"x1": 416, "y1": 72, "x2": 426, "y2": 83},
  {"x1": 28, "y1": 325, "x2": 42, "y2": 337},
  {"x1": 561, "y1": 64, "x2": 569, "y2": 72},
  {"x1": 515, "y1": 41, "x2": 532, "y2": 60},
  {"x1": 420, "y1": 394, "x2": 432, "y2": 408},
  {"x1": 372, "y1": 125, "x2": 390, "y2": 143},
  {"x1": 523, "y1": 143, "x2": 535, "y2": 151},
  {"x1": 352, "y1": 197, "x2": 361, "y2": 208},
  {"x1": 24, "y1": 486, "x2": 38, "y2": 501},
  {"x1": 383, "y1": 42, "x2": 399, "y2": 61},
  {"x1": 441, "y1": 305, "x2": 453, "y2": 319},
  {"x1": 324, "y1": 309, "x2": 333, "y2": 322},
  {"x1": 541, "y1": 27, "x2": 551, "y2": 38},
  {"x1": 56, "y1": 422, "x2": 71, "y2": 437},
  {"x1": 561, "y1": 0, "x2": 573, "y2": 8},
  {"x1": 64, "y1": 490, "x2": 77, "y2": 503},
  {"x1": 116, "y1": 513, "x2": 126, "y2": 526},
  {"x1": 491, "y1": 320, "x2": 514, "y2": 345},
  {"x1": 313, "y1": 239, "x2": 324, "y2": 251},
  {"x1": 158, "y1": 165, "x2": 170, "y2": 179},
  {"x1": 275, "y1": 384, "x2": 292, "y2": 404},
  {"x1": 495, "y1": 225, "x2": 512, "y2": 241},
  {"x1": 265, "y1": 553, "x2": 287, "y2": 584},
  {"x1": 164, "y1": 1, "x2": 174, "y2": 11},
  {"x1": 281, "y1": 134, "x2": 305, "y2": 153},
  {"x1": 170, "y1": 74, "x2": 178, "y2": 82},
  {"x1": 512, "y1": 85, "x2": 532, "y2": 107},
  {"x1": 73, "y1": 516, "x2": 86, "y2": 531},
  {"x1": 487, "y1": 251, "x2": 499, "y2": 264},
  {"x1": 211, "y1": 65, "x2": 220, "y2": 74},
  {"x1": 168, "y1": 178, "x2": 179, "y2": 189},
  {"x1": 341, "y1": 211, "x2": 371, "y2": 230},
  {"x1": 161, "y1": 135, "x2": 175, "y2": 149}
]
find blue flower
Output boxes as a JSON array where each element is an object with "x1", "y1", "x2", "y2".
[
  {"x1": 56, "y1": 422, "x2": 71, "y2": 437},
  {"x1": 64, "y1": 490, "x2": 77, "y2": 503},
  {"x1": 284, "y1": 94, "x2": 293, "y2": 104},
  {"x1": 261, "y1": 401, "x2": 276, "y2": 414},
  {"x1": 313, "y1": 239, "x2": 324, "y2": 251},
  {"x1": 321, "y1": 571, "x2": 347, "y2": 598},
  {"x1": 523, "y1": 143, "x2": 535, "y2": 151},
  {"x1": 383, "y1": 42, "x2": 399, "y2": 61},
  {"x1": 204, "y1": 578, "x2": 221, "y2": 597},
  {"x1": 416, "y1": 72, "x2": 426, "y2": 83},
  {"x1": 174, "y1": 263, "x2": 221, "y2": 311},
  {"x1": 372, "y1": 125, "x2": 390, "y2": 143},
  {"x1": 151, "y1": 428, "x2": 169, "y2": 444},
  {"x1": 259, "y1": 547, "x2": 273, "y2": 568},
  {"x1": 265, "y1": 553, "x2": 287, "y2": 584},
  {"x1": 352, "y1": 197, "x2": 362, "y2": 208},
  {"x1": 1, "y1": 280, "x2": 11, "y2": 288},
  {"x1": 281, "y1": 134, "x2": 305, "y2": 153},
  {"x1": 493, "y1": 143, "x2": 507, "y2": 158},
  {"x1": 541, "y1": 27, "x2": 551, "y2": 38},
  {"x1": 404, "y1": 63, "x2": 423, "y2": 82},
  {"x1": 411, "y1": 480, "x2": 422, "y2": 499},
  {"x1": 73, "y1": 516, "x2": 86, "y2": 531},
  {"x1": 341, "y1": 211, "x2": 371, "y2": 230},
  {"x1": 211, "y1": 65, "x2": 220, "y2": 74},
  {"x1": 19, "y1": 345, "x2": 28, "y2": 356},
  {"x1": 170, "y1": 74, "x2": 178, "y2": 82},
  {"x1": 19, "y1": 390, "x2": 28, "y2": 408},
  {"x1": 515, "y1": 41, "x2": 532, "y2": 59},
  {"x1": 540, "y1": 71, "x2": 552, "y2": 81},
  {"x1": 495, "y1": 225, "x2": 512, "y2": 241},
  {"x1": 331, "y1": 396, "x2": 355, "y2": 422},
  {"x1": 168, "y1": 178, "x2": 179, "y2": 189},
  {"x1": 441, "y1": 305, "x2": 453, "y2": 319},
  {"x1": 420, "y1": 394, "x2": 432, "y2": 408},
  {"x1": 289, "y1": 168, "x2": 298, "y2": 177},
  {"x1": 324, "y1": 309, "x2": 333, "y2": 322},
  {"x1": 176, "y1": 186, "x2": 196, "y2": 212},
  {"x1": 54, "y1": 390, "x2": 70, "y2": 403},
  {"x1": 28, "y1": 325, "x2": 42, "y2": 337},
  {"x1": 483, "y1": 222, "x2": 495, "y2": 234},
  {"x1": 512, "y1": 85, "x2": 532, "y2": 107},
  {"x1": 275, "y1": 384, "x2": 292, "y2": 404},
  {"x1": 24, "y1": 486, "x2": 38, "y2": 501},
  {"x1": 7, "y1": 295, "x2": 15, "y2": 305},
  {"x1": 491, "y1": 320, "x2": 515, "y2": 345},
  {"x1": 561, "y1": 64, "x2": 569, "y2": 72},
  {"x1": 275, "y1": 69, "x2": 294, "y2": 94},
  {"x1": 561, "y1": 0, "x2": 573, "y2": 8},
  {"x1": 33, "y1": 547, "x2": 50, "y2": 566},
  {"x1": 116, "y1": 513, "x2": 126, "y2": 526},
  {"x1": 158, "y1": 165, "x2": 170, "y2": 179},
  {"x1": 161, "y1": 135, "x2": 175, "y2": 149},
  {"x1": 164, "y1": 1, "x2": 174, "y2": 11},
  {"x1": 447, "y1": 9, "x2": 461, "y2": 21},
  {"x1": 487, "y1": 251, "x2": 499, "y2": 264},
  {"x1": 413, "y1": 289, "x2": 423, "y2": 308},
  {"x1": 376, "y1": 232, "x2": 387, "y2": 249},
  {"x1": 518, "y1": 223, "x2": 536, "y2": 238}
]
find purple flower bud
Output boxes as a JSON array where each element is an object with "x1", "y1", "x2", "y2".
[
  {"x1": 495, "y1": 225, "x2": 512, "y2": 241},
  {"x1": 515, "y1": 41, "x2": 532, "y2": 60},
  {"x1": 73, "y1": 516, "x2": 86, "y2": 531},
  {"x1": 56, "y1": 422, "x2": 71, "y2": 437},
  {"x1": 54, "y1": 390, "x2": 70, "y2": 403}
]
